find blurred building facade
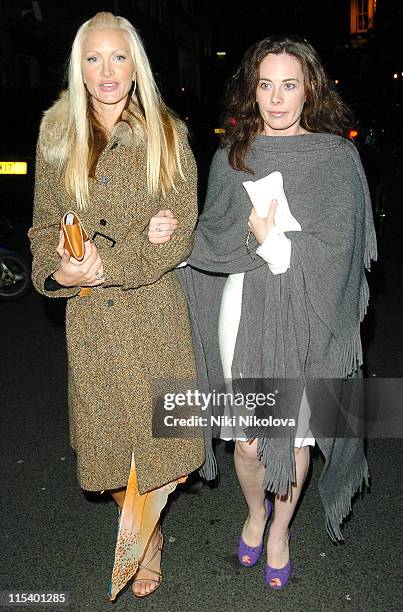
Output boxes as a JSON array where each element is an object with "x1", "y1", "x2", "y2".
[
  {"x1": 331, "y1": 0, "x2": 403, "y2": 106},
  {"x1": 1, "y1": 0, "x2": 401, "y2": 156}
]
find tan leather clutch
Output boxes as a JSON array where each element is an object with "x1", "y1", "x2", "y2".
[
  {"x1": 61, "y1": 211, "x2": 89, "y2": 261},
  {"x1": 60, "y1": 211, "x2": 91, "y2": 297}
]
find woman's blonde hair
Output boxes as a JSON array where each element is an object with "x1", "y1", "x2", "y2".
[{"x1": 64, "y1": 11, "x2": 184, "y2": 210}]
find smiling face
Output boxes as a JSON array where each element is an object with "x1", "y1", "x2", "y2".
[
  {"x1": 81, "y1": 28, "x2": 135, "y2": 118},
  {"x1": 256, "y1": 52, "x2": 306, "y2": 136}
]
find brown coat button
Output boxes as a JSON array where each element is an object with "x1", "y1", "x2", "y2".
[
  {"x1": 106, "y1": 299, "x2": 114, "y2": 307},
  {"x1": 100, "y1": 219, "x2": 106, "y2": 226}
]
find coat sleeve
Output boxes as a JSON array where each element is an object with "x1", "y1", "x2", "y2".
[
  {"x1": 101, "y1": 127, "x2": 198, "y2": 290},
  {"x1": 28, "y1": 143, "x2": 81, "y2": 299}
]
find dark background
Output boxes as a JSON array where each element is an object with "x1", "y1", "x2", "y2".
[{"x1": 0, "y1": 0, "x2": 402, "y2": 223}]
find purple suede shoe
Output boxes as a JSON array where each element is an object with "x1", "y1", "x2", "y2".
[
  {"x1": 264, "y1": 532, "x2": 292, "y2": 590},
  {"x1": 237, "y1": 497, "x2": 272, "y2": 567}
]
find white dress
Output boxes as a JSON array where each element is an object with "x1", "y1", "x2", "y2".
[{"x1": 218, "y1": 271, "x2": 315, "y2": 447}]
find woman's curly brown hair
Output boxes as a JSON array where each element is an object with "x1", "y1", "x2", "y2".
[{"x1": 222, "y1": 35, "x2": 352, "y2": 173}]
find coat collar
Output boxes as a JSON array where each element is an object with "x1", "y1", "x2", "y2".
[
  {"x1": 39, "y1": 90, "x2": 145, "y2": 164},
  {"x1": 112, "y1": 109, "x2": 143, "y2": 148}
]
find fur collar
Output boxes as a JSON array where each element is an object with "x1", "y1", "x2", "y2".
[{"x1": 39, "y1": 90, "x2": 145, "y2": 164}]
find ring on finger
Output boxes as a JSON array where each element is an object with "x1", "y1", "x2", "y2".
[
  {"x1": 155, "y1": 224, "x2": 163, "y2": 232},
  {"x1": 95, "y1": 270, "x2": 105, "y2": 281}
]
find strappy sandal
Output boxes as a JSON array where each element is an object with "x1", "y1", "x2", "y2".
[{"x1": 132, "y1": 530, "x2": 163, "y2": 598}]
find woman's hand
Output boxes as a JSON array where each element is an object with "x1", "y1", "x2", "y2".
[
  {"x1": 148, "y1": 209, "x2": 178, "y2": 244},
  {"x1": 53, "y1": 231, "x2": 105, "y2": 287},
  {"x1": 248, "y1": 199, "x2": 278, "y2": 245}
]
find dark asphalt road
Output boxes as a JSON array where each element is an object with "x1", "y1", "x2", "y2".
[{"x1": 1, "y1": 206, "x2": 402, "y2": 611}]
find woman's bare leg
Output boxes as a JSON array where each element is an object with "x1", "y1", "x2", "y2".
[
  {"x1": 235, "y1": 441, "x2": 310, "y2": 575},
  {"x1": 110, "y1": 487, "x2": 126, "y2": 510},
  {"x1": 266, "y1": 446, "x2": 310, "y2": 574},
  {"x1": 234, "y1": 440, "x2": 267, "y2": 546}
]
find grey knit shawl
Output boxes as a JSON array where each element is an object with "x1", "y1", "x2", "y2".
[{"x1": 177, "y1": 133, "x2": 377, "y2": 540}]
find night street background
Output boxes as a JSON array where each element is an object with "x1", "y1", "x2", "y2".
[{"x1": 1, "y1": 1, "x2": 403, "y2": 610}]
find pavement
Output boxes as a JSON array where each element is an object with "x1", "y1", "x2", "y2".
[{"x1": 1, "y1": 199, "x2": 402, "y2": 611}]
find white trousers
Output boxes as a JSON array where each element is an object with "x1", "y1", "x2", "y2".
[{"x1": 218, "y1": 273, "x2": 315, "y2": 447}]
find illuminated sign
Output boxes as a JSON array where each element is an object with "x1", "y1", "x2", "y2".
[{"x1": 0, "y1": 162, "x2": 28, "y2": 175}]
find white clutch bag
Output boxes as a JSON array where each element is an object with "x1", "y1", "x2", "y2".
[{"x1": 243, "y1": 171, "x2": 301, "y2": 232}]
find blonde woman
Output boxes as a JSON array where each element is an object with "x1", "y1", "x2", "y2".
[{"x1": 29, "y1": 12, "x2": 204, "y2": 600}]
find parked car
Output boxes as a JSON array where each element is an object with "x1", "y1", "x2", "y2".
[{"x1": 0, "y1": 214, "x2": 32, "y2": 300}]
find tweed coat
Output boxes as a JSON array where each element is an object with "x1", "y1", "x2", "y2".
[{"x1": 29, "y1": 92, "x2": 205, "y2": 493}]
